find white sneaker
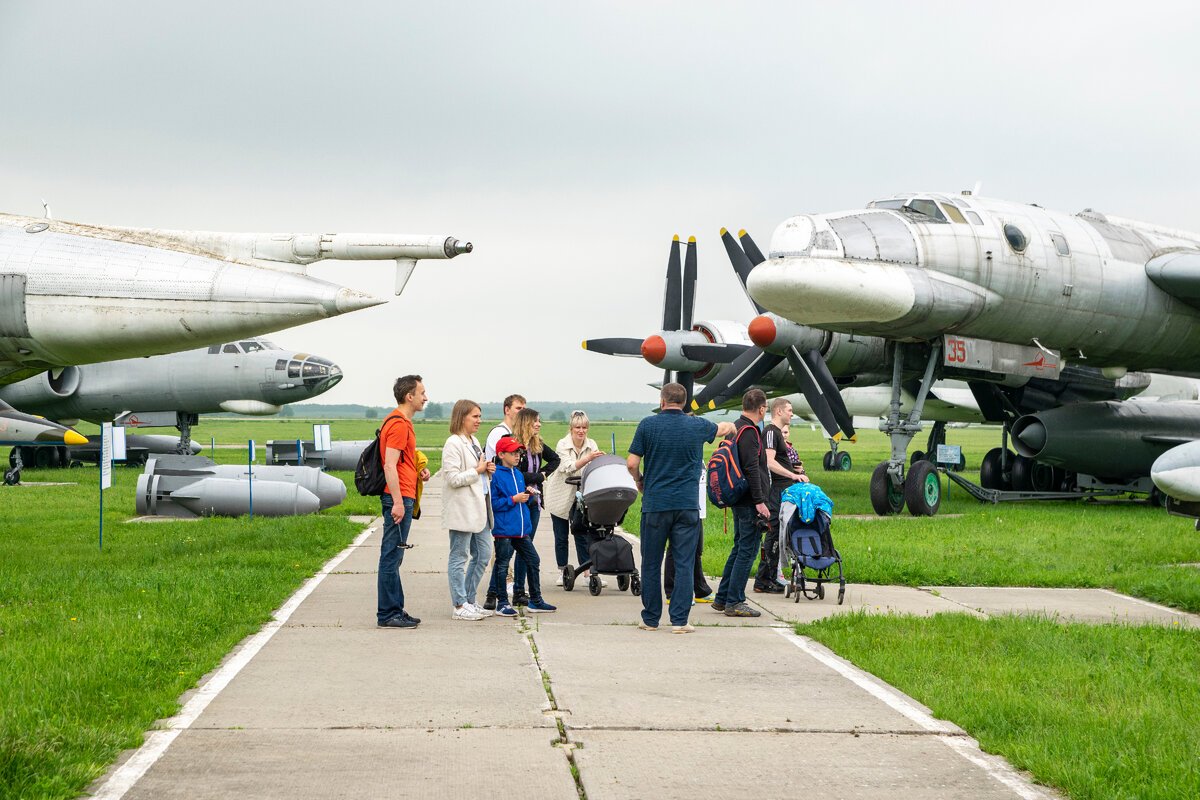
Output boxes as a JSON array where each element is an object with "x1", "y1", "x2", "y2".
[
  {"x1": 453, "y1": 606, "x2": 484, "y2": 621},
  {"x1": 555, "y1": 575, "x2": 564, "y2": 586},
  {"x1": 467, "y1": 602, "x2": 493, "y2": 617}
]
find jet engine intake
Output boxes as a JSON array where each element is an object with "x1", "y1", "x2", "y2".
[{"x1": 0, "y1": 366, "x2": 80, "y2": 406}]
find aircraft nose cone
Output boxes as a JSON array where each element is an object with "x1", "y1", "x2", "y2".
[
  {"x1": 64, "y1": 429, "x2": 88, "y2": 446},
  {"x1": 747, "y1": 257, "x2": 917, "y2": 326},
  {"x1": 747, "y1": 315, "x2": 777, "y2": 349},
  {"x1": 333, "y1": 287, "x2": 387, "y2": 314},
  {"x1": 1015, "y1": 420, "x2": 1047, "y2": 453},
  {"x1": 641, "y1": 335, "x2": 667, "y2": 365}
]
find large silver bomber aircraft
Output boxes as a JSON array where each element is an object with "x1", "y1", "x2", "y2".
[
  {"x1": 0, "y1": 211, "x2": 471, "y2": 481},
  {"x1": 742, "y1": 192, "x2": 1200, "y2": 515}
]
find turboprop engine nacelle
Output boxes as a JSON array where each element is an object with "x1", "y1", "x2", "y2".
[{"x1": 746, "y1": 313, "x2": 826, "y2": 354}]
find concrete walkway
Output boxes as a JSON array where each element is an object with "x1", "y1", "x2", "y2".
[{"x1": 94, "y1": 476, "x2": 1177, "y2": 799}]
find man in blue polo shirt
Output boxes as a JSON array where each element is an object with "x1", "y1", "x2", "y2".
[{"x1": 627, "y1": 383, "x2": 735, "y2": 633}]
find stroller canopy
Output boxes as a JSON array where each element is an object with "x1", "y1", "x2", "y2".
[{"x1": 781, "y1": 482, "x2": 833, "y2": 524}]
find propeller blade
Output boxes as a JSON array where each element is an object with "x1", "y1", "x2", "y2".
[
  {"x1": 663, "y1": 369, "x2": 673, "y2": 388},
  {"x1": 677, "y1": 371, "x2": 695, "y2": 407},
  {"x1": 783, "y1": 347, "x2": 842, "y2": 440},
  {"x1": 581, "y1": 337, "x2": 643, "y2": 357},
  {"x1": 799, "y1": 348, "x2": 857, "y2": 440},
  {"x1": 720, "y1": 227, "x2": 766, "y2": 314},
  {"x1": 739, "y1": 229, "x2": 767, "y2": 267},
  {"x1": 689, "y1": 348, "x2": 783, "y2": 412},
  {"x1": 662, "y1": 235, "x2": 683, "y2": 331},
  {"x1": 680, "y1": 342, "x2": 752, "y2": 363},
  {"x1": 681, "y1": 236, "x2": 697, "y2": 331}
]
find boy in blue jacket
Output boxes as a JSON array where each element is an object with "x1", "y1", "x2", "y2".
[{"x1": 490, "y1": 435, "x2": 557, "y2": 616}]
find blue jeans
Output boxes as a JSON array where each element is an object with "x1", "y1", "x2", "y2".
[
  {"x1": 552, "y1": 513, "x2": 589, "y2": 568},
  {"x1": 378, "y1": 494, "x2": 415, "y2": 624},
  {"x1": 448, "y1": 529, "x2": 493, "y2": 607},
  {"x1": 492, "y1": 536, "x2": 542, "y2": 605},
  {"x1": 639, "y1": 509, "x2": 700, "y2": 627},
  {"x1": 714, "y1": 505, "x2": 762, "y2": 607},
  {"x1": 512, "y1": 502, "x2": 541, "y2": 596}
]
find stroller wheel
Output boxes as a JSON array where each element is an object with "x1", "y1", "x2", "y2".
[
  {"x1": 837, "y1": 582, "x2": 845, "y2": 605},
  {"x1": 589, "y1": 574, "x2": 602, "y2": 596},
  {"x1": 617, "y1": 574, "x2": 630, "y2": 592},
  {"x1": 816, "y1": 583, "x2": 825, "y2": 600},
  {"x1": 630, "y1": 574, "x2": 642, "y2": 596},
  {"x1": 563, "y1": 566, "x2": 576, "y2": 592}
]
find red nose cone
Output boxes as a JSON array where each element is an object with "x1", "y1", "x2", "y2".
[
  {"x1": 748, "y1": 316, "x2": 777, "y2": 348},
  {"x1": 641, "y1": 335, "x2": 667, "y2": 365}
]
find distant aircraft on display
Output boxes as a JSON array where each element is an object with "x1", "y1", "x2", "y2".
[
  {"x1": 0, "y1": 399, "x2": 87, "y2": 449},
  {"x1": 0, "y1": 338, "x2": 342, "y2": 480},
  {"x1": 738, "y1": 191, "x2": 1200, "y2": 515},
  {"x1": 0, "y1": 210, "x2": 471, "y2": 483}
]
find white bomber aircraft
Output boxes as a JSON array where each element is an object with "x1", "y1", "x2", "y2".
[{"x1": 740, "y1": 192, "x2": 1200, "y2": 515}]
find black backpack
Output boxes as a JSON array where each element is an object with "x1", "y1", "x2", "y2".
[{"x1": 354, "y1": 414, "x2": 404, "y2": 496}]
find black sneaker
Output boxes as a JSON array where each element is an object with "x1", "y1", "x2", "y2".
[
  {"x1": 402, "y1": 611, "x2": 421, "y2": 624},
  {"x1": 753, "y1": 584, "x2": 784, "y2": 594},
  {"x1": 512, "y1": 592, "x2": 529, "y2": 607},
  {"x1": 378, "y1": 616, "x2": 419, "y2": 629},
  {"x1": 483, "y1": 593, "x2": 497, "y2": 611},
  {"x1": 711, "y1": 602, "x2": 726, "y2": 612},
  {"x1": 724, "y1": 602, "x2": 762, "y2": 618}
]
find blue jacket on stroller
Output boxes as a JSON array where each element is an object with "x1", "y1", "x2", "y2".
[{"x1": 778, "y1": 482, "x2": 843, "y2": 603}]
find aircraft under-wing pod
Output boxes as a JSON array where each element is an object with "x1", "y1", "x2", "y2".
[
  {"x1": 0, "y1": 212, "x2": 471, "y2": 385},
  {"x1": 741, "y1": 192, "x2": 1200, "y2": 515}
]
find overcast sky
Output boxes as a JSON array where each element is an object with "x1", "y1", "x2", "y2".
[{"x1": 3, "y1": 2, "x2": 1198, "y2": 407}]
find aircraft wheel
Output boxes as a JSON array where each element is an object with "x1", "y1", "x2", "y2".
[
  {"x1": 617, "y1": 574, "x2": 630, "y2": 592},
  {"x1": 822, "y1": 451, "x2": 834, "y2": 471},
  {"x1": 905, "y1": 460, "x2": 941, "y2": 516},
  {"x1": 869, "y1": 461, "x2": 904, "y2": 516},
  {"x1": 4, "y1": 468, "x2": 20, "y2": 486},
  {"x1": 910, "y1": 450, "x2": 925, "y2": 466},
  {"x1": 953, "y1": 452, "x2": 966, "y2": 472},
  {"x1": 562, "y1": 566, "x2": 576, "y2": 592},
  {"x1": 835, "y1": 451, "x2": 852, "y2": 471},
  {"x1": 979, "y1": 447, "x2": 1014, "y2": 491},
  {"x1": 1015, "y1": 456, "x2": 1056, "y2": 492},
  {"x1": 34, "y1": 448, "x2": 52, "y2": 468}
]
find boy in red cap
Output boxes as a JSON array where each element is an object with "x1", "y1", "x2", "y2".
[{"x1": 489, "y1": 435, "x2": 556, "y2": 616}]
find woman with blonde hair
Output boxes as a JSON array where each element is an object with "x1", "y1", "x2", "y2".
[
  {"x1": 544, "y1": 410, "x2": 604, "y2": 585},
  {"x1": 508, "y1": 407, "x2": 560, "y2": 606},
  {"x1": 441, "y1": 399, "x2": 496, "y2": 621}
]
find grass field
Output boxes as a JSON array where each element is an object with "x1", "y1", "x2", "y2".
[
  {"x1": 799, "y1": 613, "x2": 1200, "y2": 800},
  {"x1": 3, "y1": 415, "x2": 1200, "y2": 799}
]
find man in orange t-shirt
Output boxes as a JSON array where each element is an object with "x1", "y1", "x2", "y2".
[{"x1": 377, "y1": 374, "x2": 432, "y2": 629}]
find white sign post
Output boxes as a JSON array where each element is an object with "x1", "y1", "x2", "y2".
[
  {"x1": 112, "y1": 426, "x2": 127, "y2": 462},
  {"x1": 248, "y1": 440, "x2": 255, "y2": 520},
  {"x1": 100, "y1": 422, "x2": 113, "y2": 549}
]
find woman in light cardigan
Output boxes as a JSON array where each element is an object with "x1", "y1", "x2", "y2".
[
  {"x1": 544, "y1": 410, "x2": 604, "y2": 585},
  {"x1": 441, "y1": 399, "x2": 496, "y2": 621}
]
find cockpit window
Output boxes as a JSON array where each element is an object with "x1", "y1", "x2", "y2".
[
  {"x1": 868, "y1": 199, "x2": 908, "y2": 211},
  {"x1": 208, "y1": 345, "x2": 221, "y2": 354},
  {"x1": 940, "y1": 203, "x2": 968, "y2": 224},
  {"x1": 1004, "y1": 223, "x2": 1028, "y2": 253},
  {"x1": 906, "y1": 199, "x2": 948, "y2": 223},
  {"x1": 1050, "y1": 232, "x2": 1070, "y2": 256},
  {"x1": 240, "y1": 341, "x2": 265, "y2": 353},
  {"x1": 965, "y1": 211, "x2": 984, "y2": 225},
  {"x1": 222, "y1": 344, "x2": 240, "y2": 354}
]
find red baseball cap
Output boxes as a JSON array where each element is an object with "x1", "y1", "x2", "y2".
[{"x1": 495, "y1": 435, "x2": 523, "y2": 454}]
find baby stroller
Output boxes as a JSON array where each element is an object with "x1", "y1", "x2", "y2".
[
  {"x1": 561, "y1": 454, "x2": 642, "y2": 597},
  {"x1": 778, "y1": 483, "x2": 845, "y2": 604}
]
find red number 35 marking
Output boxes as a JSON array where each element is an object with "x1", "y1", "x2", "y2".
[{"x1": 946, "y1": 338, "x2": 967, "y2": 363}]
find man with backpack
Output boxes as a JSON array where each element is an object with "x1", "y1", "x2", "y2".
[
  {"x1": 626, "y1": 383, "x2": 734, "y2": 633},
  {"x1": 377, "y1": 374, "x2": 432, "y2": 629},
  {"x1": 712, "y1": 389, "x2": 771, "y2": 618}
]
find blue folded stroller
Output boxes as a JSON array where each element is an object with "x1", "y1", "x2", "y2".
[{"x1": 778, "y1": 483, "x2": 844, "y2": 604}]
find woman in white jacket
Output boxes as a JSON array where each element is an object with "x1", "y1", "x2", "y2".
[
  {"x1": 442, "y1": 400, "x2": 496, "y2": 621},
  {"x1": 544, "y1": 410, "x2": 604, "y2": 585}
]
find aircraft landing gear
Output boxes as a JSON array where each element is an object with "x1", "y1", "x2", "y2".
[
  {"x1": 175, "y1": 412, "x2": 199, "y2": 454},
  {"x1": 870, "y1": 341, "x2": 943, "y2": 517},
  {"x1": 822, "y1": 441, "x2": 852, "y2": 472},
  {"x1": 4, "y1": 447, "x2": 23, "y2": 485}
]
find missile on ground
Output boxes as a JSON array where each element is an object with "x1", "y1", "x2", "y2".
[
  {"x1": 266, "y1": 439, "x2": 371, "y2": 471},
  {"x1": 135, "y1": 455, "x2": 343, "y2": 517},
  {"x1": 1011, "y1": 401, "x2": 1200, "y2": 481}
]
